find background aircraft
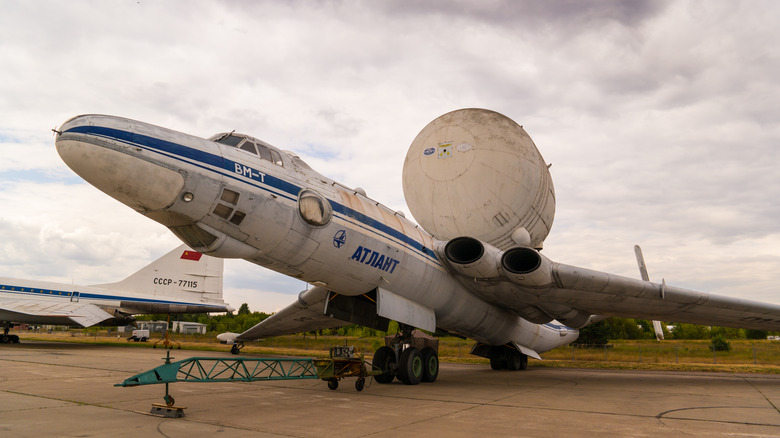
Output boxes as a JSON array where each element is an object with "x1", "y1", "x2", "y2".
[
  {"x1": 0, "y1": 245, "x2": 231, "y2": 343},
  {"x1": 53, "y1": 109, "x2": 780, "y2": 384}
]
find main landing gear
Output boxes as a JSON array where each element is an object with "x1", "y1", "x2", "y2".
[
  {"x1": 371, "y1": 324, "x2": 439, "y2": 385},
  {"x1": 1, "y1": 324, "x2": 20, "y2": 344},
  {"x1": 489, "y1": 346, "x2": 528, "y2": 371}
]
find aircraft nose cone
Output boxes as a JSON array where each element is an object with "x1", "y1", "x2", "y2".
[{"x1": 55, "y1": 115, "x2": 185, "y2": 212}]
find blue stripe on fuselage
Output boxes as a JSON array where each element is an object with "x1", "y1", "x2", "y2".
[
  {"x1": 543, "y1": 322, "x2": 575, "y2": 332},
  {"x1": 0, "y1": 284, "x2": 206, "y2": 306},
  {"x1": 64, "y1": 125, "x2": 439, "y2": 264}
]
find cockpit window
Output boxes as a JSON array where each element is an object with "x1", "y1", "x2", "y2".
[
  {"x1": 215, "y1": 134, "x2": 243, "y2": 147},
  {"x1": 239, "y1": 140, "x2": 257, "y2": 154},
  {"x1": 256, "y1": 144, "x2": 273, "y2": 162},
  {"x1": 270, "y1": 149, "x2": 283, "y2": 166},
  {"x1": 210, "y1": 132, "x2": 285, "y2": 167}
]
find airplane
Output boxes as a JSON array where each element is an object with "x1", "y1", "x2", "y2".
[
  {"x1": 53, "y1": 108, "x2": 780, "y2": 384},
  {"x1": 0, "y1": 244, "x2": 232, "y2": 343}
]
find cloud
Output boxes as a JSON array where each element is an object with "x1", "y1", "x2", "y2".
[{"x1": 1, "y1": 0, "x2": 779, "y2": 315}]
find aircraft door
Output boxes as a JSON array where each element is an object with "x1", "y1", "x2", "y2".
[{"x1": 70, "y1": 291, "x2": 80, "y2": 302}]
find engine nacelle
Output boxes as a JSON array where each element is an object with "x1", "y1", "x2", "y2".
[
  {"x1": 402, "y1": 108, "x2": 555, "y2": 250},
  {"x1": 438, "y1": 236, "x2": 501, "y2": 279},
  {"x1": 500, "y1": 247, "x2": 553, "y2": 287}
]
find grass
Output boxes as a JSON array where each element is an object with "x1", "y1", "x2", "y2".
[{"x1": 13, "y1": 330, "x2": 780, "y2": 373}]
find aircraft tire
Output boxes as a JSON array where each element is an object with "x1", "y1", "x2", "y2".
[
  {"x1": 421, "y1": 347, "x2": 439, "y2": 382},
  {"x1": 519, "y1": 353, "x2": 528, "y2": 370},
  {"x1": 506, "y1": 350, "x2": 522, "y2": 371},
  {"x1": 489, "y1": 347, "x2": 503, "y2": 370},
  {"x1": 398, "y1": 347, "x2": 423, "y2": 385},
  {"x1": 372, "y1": 346, "x2": 396, "y2": 384},
  {"x1": 355, "y1": 378, "x2": 365, "y2": 392},
  {"x1": 327, "y1": 379, "x2": 339, "y2": 390}
]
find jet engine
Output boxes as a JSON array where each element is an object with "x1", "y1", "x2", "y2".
[{"x1": 402, "y1": 109, "x2": 555, "y2": 250}]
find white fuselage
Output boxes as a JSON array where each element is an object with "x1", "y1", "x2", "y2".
[
  {"x1": 55, "y1": 115, "x2": 578, "y2": 353},
  {"x1": 0, "y1": 277, "x2": 214, "y2": 325}
]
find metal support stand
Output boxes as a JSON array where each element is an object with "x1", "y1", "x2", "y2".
[
  {"x1": 150, "y1": 402, "x2": 186, "y2": 418},
  {"x1": 118, "y1": 347, "x2": 380, "y2": 413},
  {"x1": 153, "y1": 316, "x2": 181, "y2": 350},
  {"x1": 147, "y1": 350, "x2": 186, "y2": 416}
]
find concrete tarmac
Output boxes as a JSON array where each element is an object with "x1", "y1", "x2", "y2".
[{"x1": 2, "y1": 341, "x2": 780, "y2": 437}]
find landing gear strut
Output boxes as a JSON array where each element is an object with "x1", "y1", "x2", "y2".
[
  {"x1": 230, "y1": 341, "x2": 244, "y2": 355},
  {"x1": 371, "y1": 324, "x2": 439, "y2": 385}
]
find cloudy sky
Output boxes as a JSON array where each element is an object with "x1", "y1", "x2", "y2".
[{"x1": 1, "y1": 0, "x2": 779, "y2": 314}]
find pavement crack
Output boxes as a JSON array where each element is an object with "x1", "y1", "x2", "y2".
[{"x1": 744, "y1": 376, "x2": 780, "y2": 415}]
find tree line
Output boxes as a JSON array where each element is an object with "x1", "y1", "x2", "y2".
[
  {"x1": 574, "y1": 317, "x2": 773, "y2": 346},
  {"x1": 138, "y1": 305, "x2": 776, "y2": 342}
]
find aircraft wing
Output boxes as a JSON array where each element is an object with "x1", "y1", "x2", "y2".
[
  {"x1": 439, "y1": 245, "x2": 780, "y2": 330},
  {"x1": 441, "y1": 237, "x2": 780, "y2": 331},
  {"x1": 236, "y1": 286, "x2": 349, "y2": 341},
  {"x1": 545, "y1": 262, "x2": 780, "y2": 330},
  {"x1": 0, "y1": 298, "x2": 115, "y2": 327}
]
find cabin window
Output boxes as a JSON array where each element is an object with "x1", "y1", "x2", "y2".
[
  {"x1": 229, "y1": 211, "x2": 246, "y2": 225},
  {"x1": 298, "y1": 190, "x2": 332, "y2": 226},
  {"x1": 214, "y1": 188, "x2": 240, "y2": 219},
  {"x1": 213, "y1": 203, "x2": 233, "y2": 219},
  {"x1": 221, "y1": 188, "x2": 240, "y2": 204}
]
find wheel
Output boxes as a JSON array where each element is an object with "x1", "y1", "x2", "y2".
[
  {"x1": 164, "y1": 395, "x2": 175, "y2": 407},
  {"x1": 230, "y1": 344, "x2": 240, "y2": 355},
  {"x1": 355, "y1": 378, "x2": 365, "y2": 392},
  {"x1": 489, "y1": 347, "x2": 503, "y2": 370},
  {"x1": 10, "y1": 335, "x2": 20, "y2": 343},
  {"x1": 398, "y1": 347, "x2": 423, "y2": 385},
  {"x1": 506, "y1": 349, "x2": 522, "y2": 371},
  {"x1": 1, "y1": 335, "x2": 9, "y2": 344},
  {"x1": 421, "y1": 347, "x2": 439, "y2": 382},
  {"x1": 519, "y1": 353, "x2": 528, "y2": 370},
  {"x1": 327, "y1": 379, "x2": 339, "y2": 390},
  {"x1": 372, "y1": 346, "x2": 396, "y2": 384}
]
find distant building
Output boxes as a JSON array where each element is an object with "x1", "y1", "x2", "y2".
[
  {"x1": 137, "y1": 320, "x2": 169, "y2": 333},
  {"x1": 172, "y1": 321, "x2": 207, "y2": 335}
]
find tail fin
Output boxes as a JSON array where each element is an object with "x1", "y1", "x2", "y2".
[{"x1": 94, "y1": 245, "x2": 227, "y2": 308}]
